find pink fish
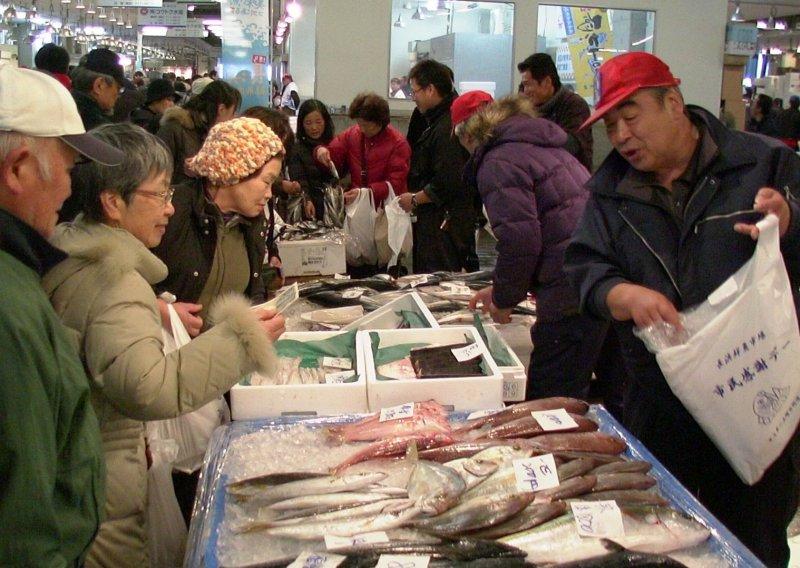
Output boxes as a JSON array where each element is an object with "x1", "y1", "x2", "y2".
[
  {"x1": 327, "y1": 400, "x2": 451, "y2": 443},
  {"x1": 332, "y1": 432, "x2": 455, "y2": 474}
]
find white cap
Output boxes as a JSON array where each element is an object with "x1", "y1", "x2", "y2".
[
  {"x1": 191, "y1": 76, "x2": 214, "y2": 96},
  {"x1": 0, "y1": 64, "x2": 124, "y2": 166}
]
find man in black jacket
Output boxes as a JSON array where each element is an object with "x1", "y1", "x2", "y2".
[
  {"x1": 70, "y1": 48, "x2": 124, "y2": 131},
  {"x1": 565, "y1": 52, "x2": 800, "y2": 566},
  {"x1": 399, "y1": 59, "x2": 477, "y2": 273},
  {"x1": 518, "y1": 53, "x2": 593, "y2": 172},
  {"x1": 131, "y1": 78, "x2": 177, "y2": 134}
]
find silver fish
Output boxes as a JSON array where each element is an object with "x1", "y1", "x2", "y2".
[
  {"x1": 407, "y1": 460, "x2": 466, "y2": 515},
  {"x1": 227, "y1": 471, "x2": 387, "y2": 501},
  {"x1": 244, "y1": 498, "x2": 414, "y2": 531},
  {"x1": 266, "y1": 491, "x2": 397, "y2": 511},
  {"x1": 258, "y1": 503, "x2": 421, "y2": 539},
  {"x1": 412, "y1": 492, "x2": 535, "y2": 536},
  {"x1": 445, "y1": 446, "x2": 532, "y2": 491},
  {"x1": 467, "y1": 501, "x2": 568, "y2": 539}
]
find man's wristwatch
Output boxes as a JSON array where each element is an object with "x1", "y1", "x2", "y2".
[{"x1": 411, "y1": 193, "x2": 419, "y2": 208}]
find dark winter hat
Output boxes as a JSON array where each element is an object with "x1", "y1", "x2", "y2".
[
  {"x1": 145, "y1": 78, "x2": 177, "y2": 105},
  {"x1": 83, "y1": 48, "x2": 125, "y2": 87}
]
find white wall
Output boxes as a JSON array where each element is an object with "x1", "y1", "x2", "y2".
[
  {"x1": 312, "y1": 0, "x2": 727, "y2": 113},
  {"x1": 288, "y1": 0, "x2": 317, "y2": 99}
]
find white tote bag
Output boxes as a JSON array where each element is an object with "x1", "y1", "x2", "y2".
[
  {"x1": 653, "y1": 214, "x2": 800, "y2": 485},
  {"x1": 344, "y1": 187, "x2": 378, "y2": 266}
]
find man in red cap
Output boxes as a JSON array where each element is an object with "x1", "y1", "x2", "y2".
[{"x1": 565, "y1": 52, "x2": 800, "y2": 566}]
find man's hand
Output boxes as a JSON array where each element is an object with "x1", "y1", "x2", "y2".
[
  {"x1": 304, "y1": 199, "x2": 316, "y2": 219},
  {"x1": 284, "y1": 180, "x2": 302, "y2": 195},
  {"x1": 344, "y1": 188, "x2": 359, "y2": 206},
  {"x1": 606, "y1": 282, "x2": 681, "y2": 329},
  {"x1": 398, "y1": 192, "x2": 414, "y2": 213},
  {"x1": 172, "y1": 302, "x2": 204, "y2": 337},
  {"x1": 733, "y1": 187, "x2": 791, "y2": 239},
  {"x1": 253, "y1": 308, "x2": 286, "y2": 342},
  {"x1": 468, "y1": 285, "x2": 512, "y2": 324},
  {"x1": 315, "y1": 146, "x2": 332, "y2": 168}
]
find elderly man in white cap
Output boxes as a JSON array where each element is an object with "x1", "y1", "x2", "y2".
[{"x1": 0, "y1": 64, "x2": 124, "y2": 566}]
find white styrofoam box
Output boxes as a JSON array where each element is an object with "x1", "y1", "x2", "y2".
[
  {"x1": 277, "y1": 238, "x2": 346, "y2": 277},
  {"x1": 343, "y1": 292, "x2": 439, "y2": 331},
  {"x1": 359, "y1": 326, "x2": 503, "y2": 412},
  {"x1": 231, "y1": 330, "x2": 367, "y2": 419},
  {"x1": 485, "y1": 325, "x2": 528, "y2": 402}
]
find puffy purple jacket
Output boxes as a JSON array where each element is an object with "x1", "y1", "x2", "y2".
[{"x1": 465, "y1": 115, "x2": 590, "y2": 321}]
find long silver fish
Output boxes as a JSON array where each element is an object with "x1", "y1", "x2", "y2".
[
  {"x1": 266, "y1": 491, "x2": 398, "y2": 511},
  {"x1": 412, "y1": 492, "x2": 535, "y2": 536},
  {"x1": 500, "y1": 505, "x2": 710, "y2": 564},
  {"x1": 227, "y1": 471, "x2": 387, "y2": 501},
  {"x1": 467, "y1": 501, "x2": 568, "y2": 539}
]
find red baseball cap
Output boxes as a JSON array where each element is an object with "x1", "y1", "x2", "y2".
[
  {"x1": 451, "y1": 90, "x2": 494, "y2": 131},
  {"x1": 580, "y1": 52, "x2": 681, "y2": 130}
]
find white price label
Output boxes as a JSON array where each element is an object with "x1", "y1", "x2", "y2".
[
  {"x1": 342, "y1": 289, "x2": 364, "y2": 299},
  {"x1": 288, "y1": 551, "x2": 346, "y2": 568},
  {"x1": 324, "y1": 531, "x2": 389, "y2": 550},
  {"x1": 467, "y1": 407, "x2": 503, "y2": 420},
  {"x1": 452, "y1": 343, "x2": 482, "y2": 362},
  {"x1": 532, "y1": 409, "x2": 579, "y2": 432},
  {"x1": 334, "y1": 273, "x2": 351, "y2": 280},
  {"x1": 323, "y1": 357, "x2": 352, "y2": 370},
  {"x1": 325, "y1": 371, "x2": 354, "y2": 384},
  {"x1": 513, "y1": 454, "x2": 560, "y2": 493},
  {"x1": 570, "y1": 501, "x2": 625, "y2": 538},
  {"x1": 442, "y1": 282, "x2": 471, "y2": 296},
  {"x1": 409, "y1": 275, "x2": 429, "y2": 288},
  {"x1": 379, "y1": 402, "x2": 415, "y2": 422},
  {"x1": 375, "y1": 555, "x2": 430, "y2": 568}
]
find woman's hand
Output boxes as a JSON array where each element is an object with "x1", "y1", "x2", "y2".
[
  {"x1": 253, "y1": 308, "x2": 286, "y2": 342},
  {"x1": 344, "y1": 188, "x2": 359, "y2": 206},
  {"x1": 304, "y1": 199, "x2": 316, "y2": 219},
  {"x1": 172, "y1": 302, "x2": 204, "y2": 337},
  {"x1": 315, "y1": 146, "x2": 333, "y2": 167},
  {"x1": 268, "y1": 256, "x2": 285, "y2": 287}
]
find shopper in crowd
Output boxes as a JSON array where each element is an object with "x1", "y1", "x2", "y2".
[
  {"x1": 518, "y1": 53, "x2": 593, "y2": 171},
  {"x1": 112, "y1": 76, "x2": 145, "y2": 123},
  {"x1": 776, "y1": 95, "x2": 800, "y2": 144},
  {"x1": 133, "y1": 70, "x2": 145, "y2": 89},
  {"x1": 399, "y1": 59, "x2": 477, "y2": 273},
  {"x1": 280, "y1": 73, "x2": 300, "y2": 115},
  {"x1": 455, "y1": 91, "x2": 607, "y2": 403},
  {"x1": 132, "y1": 78, "x2": 178, "y2": 134},
  {"x1": 157, "y1": 79, "x2": 241, "y2": 185},
  {"x1": 746, "y1": 93, "x2": 781, "y2": 136},
  {"x1": 70, "y1": 47, "x2": 125, "y2": 131},
  {"x1": 289, "y1": 99, "x2": 337, "y2": 221},
  {"x1": 43, "y1": 122, "x2": 283, "y2": 568},
  {"x1": 0, "y1": 65, "x2": 124, "y2": 566},
  {"x1": 773, "y1": 97, "x2": 784, "y2": 111},
  {"x1": 564, "y1": 52, "x2": 800, "y2": 566},
  {"x1": 209, "y1": 69, "x2": 218, "y2": 80},
  {"x1": 34, "y1": 42, "x2": 72, "y2": 90},
  {"x1": 190, "y1": 76, "x2": 213, "y2": 98},
  {"x1": 152, "y1": 117, "x2": 283, "y2": 332}
]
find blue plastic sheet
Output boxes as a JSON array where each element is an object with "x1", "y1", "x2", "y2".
[{"x1": 184, "y1": 406, "x2": 764, "y2": 567}]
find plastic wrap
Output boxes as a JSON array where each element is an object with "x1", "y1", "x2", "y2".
[{"x1": 186, "y1": 407, "x2": 763, "y2": 568}]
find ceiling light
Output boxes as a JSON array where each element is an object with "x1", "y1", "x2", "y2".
[
  {"x1": 277, "y1": 19, "x2": 287, "y2": 29},
  {"x1": 286, "y1": 0, "x2": 301, "y2": 19},
  {"x1": 284, "y1": 14, "x2": 293, "y2": 23},
  {"x1": 275, "y1": 35, "x2": 283, "y2": 45},
  {"x1": 3, "y1": 4, "x2": 16, "y2": 22},
  {"x1": 411, "y1": 3, "x2": 425, "y2": 20},
  {"x1": 187, "y1": 3, "x2": 194, "y2": 10},
  {"x1": 393, "y1": 13, "x2": 404, "y2": 27},
  {"x1": 108, "y1": 10, "x2": 116, "y2": 21},
  {"x1": 730, "y1": 1, "x2": 744, "y2": 22},
  {"x1": 97, "y1": 7, "x2": 105, "y2": 18}
]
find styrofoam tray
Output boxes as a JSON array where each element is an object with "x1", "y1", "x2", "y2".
[
  {"x1": 485, "y1": 324, "x2": 527, "y2": 402},
  {"x1": 230, "y1": 330, "x2": 367, "y2": 419},
  {"x1": 358, "y1": 326, "x2": 503, "y2": 411},
  {"x1": 343, "y1": 291, "x2": 439, "y2": 331}
]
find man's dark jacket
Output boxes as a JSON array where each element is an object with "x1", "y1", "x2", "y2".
[{"x1": 538, "y1": 87, "x2": 593, "y2": 171}]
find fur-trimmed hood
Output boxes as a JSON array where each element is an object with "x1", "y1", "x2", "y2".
[
  {"x1": 160, "y1": 105, "x2": 195, "y2": 129},
  {"x1": 45, "y1": 217, "x2": 168, "y2": 292}
]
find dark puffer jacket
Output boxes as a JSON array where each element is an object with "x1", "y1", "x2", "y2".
[
  {"x1": 156, "y1": 106, "x2": 205, "y2": 185},
  {"x1": 464, "y1": 115, "x2": 590, "y2": 321}
]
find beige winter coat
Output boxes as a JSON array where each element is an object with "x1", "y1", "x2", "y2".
[{"x1": 43, "y1": 219, "x2": 276, "y2": 568}]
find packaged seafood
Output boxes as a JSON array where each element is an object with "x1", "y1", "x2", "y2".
[{"x1": 277, "y1": 237, "x2": 346, "y2": 277}]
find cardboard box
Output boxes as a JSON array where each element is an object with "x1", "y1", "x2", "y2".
[
  {"x1": 485, "y1": 325, "x2": 527, "y2": 402},
  {"x1": 230, "y1": 330, "x2": 367, "y2": 419},
  {"x1": 277, "y1": 238, "x2": 346, "y2": 277},
  {"x1": 343, "y1": 292, "x2": 439, "y2": 331},
  {"x1": 359, "y1": 326, "x2": 503, "y2": 411}
]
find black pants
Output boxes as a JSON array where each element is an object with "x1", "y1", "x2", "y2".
[
  {"x1": 588, "y1": 325, "x2": 630, "y2": 421},
  {"x1": 526, "y1": 313, "x2": 609, "y2": 401},
  {"x1": 626, "y1": 384, "x2": 799, "y2": 567},
  {"x1": 412, "y1": 205, "x2": 476, "y2": 274}
]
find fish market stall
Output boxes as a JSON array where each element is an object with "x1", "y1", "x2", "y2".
[{"x1": 185, "y1": 402, "x2": 763, "y2": 567}]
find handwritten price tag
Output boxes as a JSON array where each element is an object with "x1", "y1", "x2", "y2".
[
  {"x1": 570, "y1": 501, "x2": 625, "y2": 538},
  {"x1": 531, "y1": 409, "x2": 579, "y2": 432},
  {"x1": 452, "y1": 343, "x2": 481, "y2": 362},
  {"x1": 288, "y1": 550, "x2": 346, "y2": 568},
  {"x1": 375, "y1": 555, "x2": 431, "y2": 568},
  {"x1": 342, "y1": 289, "x2": 365, "y2": 299},
  {"x1": 334, "y1": 273, "x2": 351, "y2": 280},
  {"x1": 325, "y1": 371, "x2": 354, "y2": 384},
  {"x1": 409, "y1": 275, "x2": 429, "y2": 288},
  {"x1": 379, "y1": 402, "x2": 415, "y2": 422},
  {"x1": 442, "y1": 282, "x2": 471, "y2": 296},
  {"x1": 513, "y1": 454, "x2": 560, "y2": 493},
  {"x1": 324, "y1": 531, "x2": 389, "y2": 550},
  {"x1": 467, "y1": 407, "x2": 504, "y2": 420},
  {"x1": 323, "y1": 357, "x2": 352, "y2": 370}
]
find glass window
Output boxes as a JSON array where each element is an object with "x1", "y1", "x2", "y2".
[
  {"x1": 537, "y1": 5, "x2": 655, "y2": 106},
  {"x1": 389, "y1": 1, "x2": 515, "y2": 100}
]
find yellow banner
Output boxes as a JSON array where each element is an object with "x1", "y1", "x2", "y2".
[{"x1": 564, "y1": 7, "x2": 614, "y2": 102}]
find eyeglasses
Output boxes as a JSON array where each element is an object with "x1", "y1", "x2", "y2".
[{"x1": 134, "y1": 186, "x2": 175, "y2": 205}]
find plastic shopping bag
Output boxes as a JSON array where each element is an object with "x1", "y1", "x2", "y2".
[
  {"x1": 375, "y1": 182, "x2": 413, "y2": 270},
  {"x1": 146, "y1": 438, "x2": 186, "y2": 568},
  {"x1": 344, "y1": 188, "x2": 378, "y2": 266},
  {"x1": 641, "y1": 215, "x2": 800, "y2": 485}
]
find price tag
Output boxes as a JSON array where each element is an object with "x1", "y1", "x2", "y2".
[
  {"x1": 288, "y1": 551, "x2": 346, "y2": 568},
  {"x1": 442, "y1": 282, "x2": 471, "y2": 296},
  {"x1": 408, "y1": 275, "x2": 429, "y2": 288},
  {"x1": 379, "y1": 402, "x2": 415, "y2": 422},
  {"x1": 324, "y1": 531, "x2": 389, "y2": 550},
  {"x1": 325, "y1": 371, "x2": 354, "y2": 384},
  {"x1": 323, "y1": 357, "x2": 352, "y2": 370},
  {"x1": 342, "y1": 289, "x2": 364, "y2": 299},
  {"x1": 467, "y1": 407, "x2": 504, "y2": 420},
  {"x1": 513, "y1": 454, "x2": 560, "y2": 493},
  {"x1": 531, "y1": 409, "x2": 579, "y2": 432},
  {"x1": 334, "y1": 273, "x2": 351, "y2": 280},
  {"x1": 375, "y1": 555, "x2": 430, "y2": 568},
  {"x1": 452, "y1": 343, "x2": 482, "y2": 362},
  {"x1": 570, "y1": 501, "x2": 625, "y2": 538}
]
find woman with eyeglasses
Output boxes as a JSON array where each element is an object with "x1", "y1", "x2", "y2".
[{"x1": 42, "y1": 123, "x2": 284, "y2": 568}]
